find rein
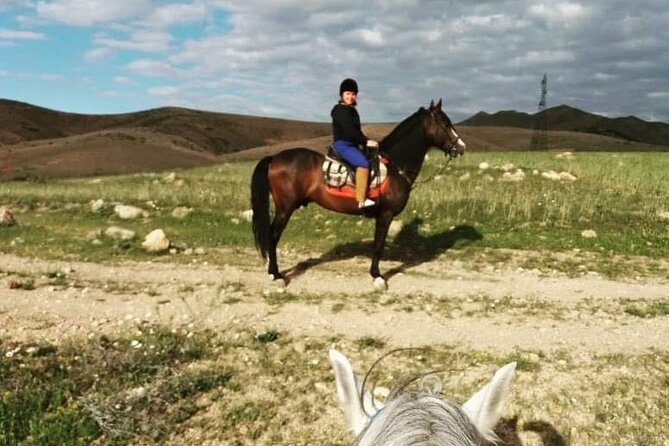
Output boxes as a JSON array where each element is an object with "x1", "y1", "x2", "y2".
[{"x1": 407, "y1": 155, "x2": 454, "y2": 190}]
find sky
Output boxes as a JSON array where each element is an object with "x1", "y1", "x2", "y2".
[{"x1": 1, "y1": 0, "x2": 668, "y2": 123}]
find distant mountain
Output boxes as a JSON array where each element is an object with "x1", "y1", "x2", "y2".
[
  {"x1": 0, "y1": 99, "x2": 330, "y2": 154},
  {"x1": 459, "y1": 105, "x2": 669, "y2": 147}
]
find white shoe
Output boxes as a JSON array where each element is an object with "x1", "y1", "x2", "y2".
[{"x1": 358, "y1": 198, "x2": 376, "y2": 208}]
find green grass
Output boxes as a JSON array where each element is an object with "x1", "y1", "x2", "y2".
[
  {"x1": 1, "y1": 152, "x2": 667, "y2": 276},
  {"x1": 0, "y1": 326, "x2": 232, "y2": 445}
]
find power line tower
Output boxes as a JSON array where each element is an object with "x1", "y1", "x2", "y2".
[{"x1": 530, "y1": 73, "x2": 548, "y2": 151}]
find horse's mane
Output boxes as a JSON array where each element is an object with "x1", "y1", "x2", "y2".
[
  {"x1": 355, "y1": 349, "x2": 485, "y2": 446},
  {"x1": 379, "y1": 108, "x2": 427, "y2": 153}
]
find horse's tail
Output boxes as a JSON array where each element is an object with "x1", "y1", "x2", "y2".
[{"x1": 251, "y1": 156, "x2": 272, "y2": 261}]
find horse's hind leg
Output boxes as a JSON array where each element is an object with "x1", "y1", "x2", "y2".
[{"x1": 267, "y1": 206, "x2": 294, "y2": 280}]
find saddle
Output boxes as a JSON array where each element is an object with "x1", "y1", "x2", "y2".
[{"x1": 322, "y1": 145, "x2": 389, "y2": 200}]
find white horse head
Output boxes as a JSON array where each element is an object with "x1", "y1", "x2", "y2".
[{"x1": 329, "y1": 349, "x2": 516, "y2": 446}]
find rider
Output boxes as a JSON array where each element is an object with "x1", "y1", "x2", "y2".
[{"x1": 331, "y1": 78, "x2": 379, "y2": 208}]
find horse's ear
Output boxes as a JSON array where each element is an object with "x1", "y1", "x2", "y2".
[
  {"x1": 436, "y1": 98, "x2": 442, "y2": 110},
  {"x1": 429, "y1": 99, "x2": 435, "y2": 109},
  {"x1": 329, "y1": 349, "x2": 369, "y2": 436},
  {"x1": 462, "y1": 362, "x2": 516, "y2": 442}
]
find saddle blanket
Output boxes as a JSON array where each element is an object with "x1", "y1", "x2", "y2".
[{"x1": 322, "y1": 156, "x2": 389, "y2": 199}]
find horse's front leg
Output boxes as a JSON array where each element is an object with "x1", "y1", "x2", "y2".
[{"x1": 370, "y1": 212, "x2": 394, "y2": 290}]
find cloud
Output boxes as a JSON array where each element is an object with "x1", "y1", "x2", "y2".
[
  {"x1": 113, "y1": 76, "x2": 133, "y2": 84},
  {"x1": 35, "y1": 0, "x2": 152, "y2": 26},
  {"x1": 94, "y1": 30, "x2": 173, "y2": 53},
  {"x1": 127, "y1": 59, "x2": 178, "y2": 77},
  {"x1": 143, "y1": 2, "x2": 207, "y2": 28},
  {"x1": 148, "y1": 85, "x2": 180, "y2": 96},
  {"x1": 84, "y1": 47, "x2": 114, "y2": 62},
  {"x1": 528, "y1": 2, "x2": 589, "y2": 27},
  {"x1": 0, "y1": 28, "x2": 45, "y2": 40},
  {"x1": 2, "y1": 0, "x2": 669, "y2": 123}
]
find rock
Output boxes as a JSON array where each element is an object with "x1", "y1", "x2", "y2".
[
  {"x1": 241, "y1": 209, "x2": 254, "y2": 223},
  {"x1": 482, "y1": 174, "x2": 495, "y2": 182},
  {"x1": 0, "y1": 206, "x2": 16, "y2": 227},
  {"x1": 556, "y1": 151, "x2": 574, "y2": 159},
  {"x1": 6, "y1": 276, "x2": 23, "y2": 289},
  {"x1": 163, "y1": 172, "x2": 177, "y2": 183},
  {"x1": 500, "y1": 163, "x2": 514, "y2": 172},
  {"x1": 90, "y1": 199, "x2": 105, "y2": 213},
  {"x1": 478, "y1": 162, "x2": 490, "y2": 170},
  {"x1": 502, "y1": 169, "x2": 525, "y2": 182},
  {"x1": 658, "y1": 211, "x2": 669, "y2": 221},
  {"x1": 104, "y1": 226, "x2": 136, "y2": 241},
  {"x1": 142, "y1": 229, "x2": 170, "y2": 253},
  {"x1": 541, "y1": 170, "x2": 561, "y2": 181},
  {"x1": 171, "y1": 207, "x2": 193, "y2": 219},
  {"x1": 581, "y1": 229, "x2": 597, "y2": 239},
  {"x1": 388, "y1": 220, "x2": 404, "y2": 237},
  {"x1": 114, "y1": 204, "x2": 147, "y2": 220},
  {"x1": 559, "y1": 172, "x2": 577, "y2": 181},
  {"x1": 459, "y1": 173, "x2": 471, "y2": 181}
]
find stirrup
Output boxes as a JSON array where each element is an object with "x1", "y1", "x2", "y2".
[{"x1": 358, "y1": 198, "x2": 376, "y2": 208}]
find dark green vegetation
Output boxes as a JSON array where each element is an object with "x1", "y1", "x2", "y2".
[{"x1": 1, "y1": 152, "x2": 667, "y2": 278}]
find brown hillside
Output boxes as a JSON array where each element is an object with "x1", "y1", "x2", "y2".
[
  {"x1": 0, "y1": 99, "x2": 330, "y2": 154},
  {"x1": 2, "y1": 128, "x2": 220, "y2": 179},
  {"x1": 1, "y1": 99, "x2": 666, "y2": 179}
]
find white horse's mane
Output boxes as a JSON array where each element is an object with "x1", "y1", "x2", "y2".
[{"x1": 329, "y1": 349, "x2": 516, "y2": 446}]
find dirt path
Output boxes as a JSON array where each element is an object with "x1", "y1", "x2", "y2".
[{"x1": 1, "y1": 251, "x2": 668, "y2": 353}]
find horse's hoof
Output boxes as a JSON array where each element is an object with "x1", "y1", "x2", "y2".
[
  {"x1": 269, "y1": 274, "x2": 287, "y2": 286},
  {"x1": 373, "y1": 277, "x2": 387, "y2": 291}
]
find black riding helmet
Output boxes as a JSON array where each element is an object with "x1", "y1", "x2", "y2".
[{"x1": 339, "y1": 78, "x2": 358, "y2": 95}]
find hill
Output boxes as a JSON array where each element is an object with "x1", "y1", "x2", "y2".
[
  {"x1": 459, "y1": 105, "x2": 669, "y2": 146},
  {"x1": 0, "y1": 99, "x2": 331, "y2": 154},
  {"x1": 1, "y1": 99, "x2": 667, "y2": 179}
]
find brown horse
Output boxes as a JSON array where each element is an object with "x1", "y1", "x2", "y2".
[{"x1": 251, "y1": 100, "x2": 466, "y2": 290}]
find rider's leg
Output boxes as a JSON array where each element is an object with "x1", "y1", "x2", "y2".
[{"x1": 355, "y1": 167, "x2": 375, "y2": 208}]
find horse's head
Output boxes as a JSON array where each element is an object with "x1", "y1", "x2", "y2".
[
  {"x1": 424, "y1": 99, "x2": 466, "y2": 158},
  {"x1": 329, "y1": 349, "x2": 516, "y2": 446}
]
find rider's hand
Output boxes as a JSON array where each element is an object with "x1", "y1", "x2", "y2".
[{"x1": 366, "y1": 140, "x2": 379, "y2": 149}]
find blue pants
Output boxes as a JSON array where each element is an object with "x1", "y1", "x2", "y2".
[{"x1": 333, "y1": 140, "x2": 369, "y2": 169}]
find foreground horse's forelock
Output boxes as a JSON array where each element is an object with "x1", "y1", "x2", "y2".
[{"x1": 329, "y1": 349, "x2": 516, "y2": 446}]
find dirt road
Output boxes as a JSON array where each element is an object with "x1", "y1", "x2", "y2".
[{"x1": 2, "y1": 250, "x2": 668, "y2": 354}]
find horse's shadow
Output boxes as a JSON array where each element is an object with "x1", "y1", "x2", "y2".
[
  {"x1": 283, "y1": 218, "x2": 483, "y2": 282},
  {"x1": 493, "y1": 417, "x2": 567, "y2": 446}
]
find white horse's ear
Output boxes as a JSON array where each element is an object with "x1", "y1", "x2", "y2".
[
  {"x1": 329, "y1": 349, "x2": 369, "y2": 436},
  {"x1": 462, "y1": 362, "x2": 516, "y2": 441}
]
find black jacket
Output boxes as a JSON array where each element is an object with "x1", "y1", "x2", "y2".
[{"x1": 331, "y1": 103, "x2": 368, "y2": 146}]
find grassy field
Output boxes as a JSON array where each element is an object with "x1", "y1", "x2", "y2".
[
  {"x1": 1, "y1": 150, "x2": 669, "y2": 445},
  {"x1": 1, "y1": 325, "x2": 668, "y2": 445},
  {"x1": 1, "y1": 151, "x2": 667, "y2": 277}
]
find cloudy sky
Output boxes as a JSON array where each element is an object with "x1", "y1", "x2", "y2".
[{"x1": 1, "y1": 0, "x2": 668, "y2": 123}]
